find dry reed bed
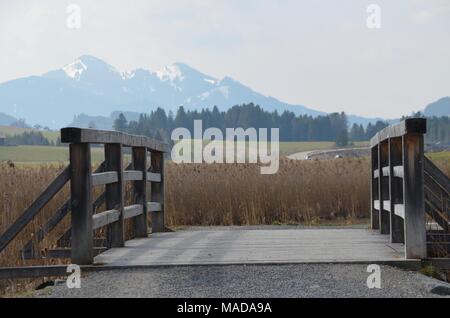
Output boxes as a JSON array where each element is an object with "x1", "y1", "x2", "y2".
[{"x1": 165, "y1": 158, "x2": 370, "y2": 226}]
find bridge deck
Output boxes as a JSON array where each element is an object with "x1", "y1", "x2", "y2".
[{"x1": 95, "y1": 227, "x2": 408, "y2": 266}]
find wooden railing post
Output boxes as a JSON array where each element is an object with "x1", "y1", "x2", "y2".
[
  {"x1": 371, "y1": 145, "x2": 380, "y2": 230},
  {"x1": 379, "y1": 141, "x2": 390, "y2": 234},
  {"x1": 105, "y1": 143, "x2": 125, "y2": 247},
  {"x1": 70, "y1": 143, "x2": 93, "y2": 265},
  {"x1": 151, "y1": 151, "x2": 165, "y2": 233},
  {"x1": 133, "y1": 147, "x2": 148, "y2": 237},
  {"x1": 403, "y1": 133, "x2": 427, "y2": 259},
  {"x1": 389, "y1": 137, "x2": 404, "y2": 243}
]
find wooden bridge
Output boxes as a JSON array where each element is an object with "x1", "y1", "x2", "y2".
[{"x1": 0, "y1": 118, "x2": 449, "y2": 278}]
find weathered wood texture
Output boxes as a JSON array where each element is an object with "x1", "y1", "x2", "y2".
[
  {"x1": 132, "y1": 147, "x2": 148, "y2": 237},
  {"x1": 0, "y1": 166, "x2": 70, "y2": 253},
  {"x1": 402, "y1": 134, "x2": 427, "y2": 259},
  {"x1": 61, "y1": 127, "x2": 168, "y2": 152},
  {"x1": 371, "y1": 146, "x2": 379, "y2": 230},
  {"x1": 370, "y1": 118, "x2": 427, "y2": 147},
  {"x1": 150, "y1": 151, "x2": 165, "y2": 233},
  {"x1": 95, "y1": 228, "x2": 406, "y2": 266},
  {"x1": 70, "y1": 143, "x2": 93, "y2": 265},
  {"x1": 105, "y1": 143, "x2": 125, "y2": 248},
  {"x1": 371, "y1": 119, "x2": 428, "y2": 259},
  {"x1": 389, "y1": 137, "x2": 404, "y2": 243},
  {"x1": 379, "y1": 141, "x2": 390, "y2": 234}
]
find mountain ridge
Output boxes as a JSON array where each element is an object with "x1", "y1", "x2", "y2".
[{"x1": 0, "y1": 55, "x2": 437, "y2": 129}]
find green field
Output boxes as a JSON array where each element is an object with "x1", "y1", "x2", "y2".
[
  {"x1": 0, "y1": 145, "x2": 104, "y2": 164},
  {"x1": 0, "y1": 125, "x2": 60, "y2": 143},
  {"x1": 0, "y1": 141, "x2": 371, "y2": 164},
  {"x1": 427, "y1": 151, "x2": 450, "y2": 161}
]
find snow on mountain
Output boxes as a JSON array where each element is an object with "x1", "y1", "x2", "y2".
[
  {"x1": 62, "y1": 58, "x2": 87, "y2": 80},
  {"x1": 0, "y1": 55, "x2": 365, "y2": 129}
]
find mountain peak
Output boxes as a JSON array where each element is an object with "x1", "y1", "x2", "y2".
[
  {"x1": 61, "y1": 55, "x2": 121, "y2": 81},
  {"x1": 62, "y1": 58, "x2": 88, "y2": 80},
  {"x1": 156, "y1": 64, "x2": 185, "y2": 82}
]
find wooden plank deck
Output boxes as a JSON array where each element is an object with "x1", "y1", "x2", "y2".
[{"x1": 94, "y1": 227, "x2": 408, "y2": 266}]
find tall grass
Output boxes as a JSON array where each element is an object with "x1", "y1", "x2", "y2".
[{"x1": 165, "y1": 158, "x2": 370, "y2": 226}]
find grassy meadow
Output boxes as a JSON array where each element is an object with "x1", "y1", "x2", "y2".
[
  {"x1": 0, "y1": 141, "x2": 369, "y2": 164},
  {"x1": 0, "y1": 125, "x2": 60, "y2": 143}
]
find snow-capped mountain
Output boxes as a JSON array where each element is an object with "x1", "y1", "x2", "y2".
[{"x1": 0, "y1": 55, "x2": 374, "y2": 128}]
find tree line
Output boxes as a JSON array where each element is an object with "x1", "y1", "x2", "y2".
[
  {"x1": 114, "y1": 104, "x2": 396, "y2": 146},
  {"x1": 4, "y1": 131, "x2": 62, "y2": 146}
]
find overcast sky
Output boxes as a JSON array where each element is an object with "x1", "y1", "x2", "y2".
[{"x1": 0, "y1": 0, "x2": 449, "y2": 118}]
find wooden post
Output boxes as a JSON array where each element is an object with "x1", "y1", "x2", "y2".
[
  {"x1": 389, "y1": 137, "x2": 404, "y2": 243},
  {"x1": 403, "y1": 134, "x2": 427, "y2": 259},
  {"x1": 379, "y1": 141, "x2": 390, "y2": 234},
  {"x1": 105, "y1": 143, "x2": 124, "y2": 247},
  {"x1": 70, "y1": 143, "x2": 93, "y2": 265},
  {"x1": 132, "y1": 147, "x2": 148, "y2": 237},
  {"x1": 371, "y1": 146, "x2": 380, "y2": 230},
  {"x1": 151, "y1": 151, "x2": 165, "y2": 233}
]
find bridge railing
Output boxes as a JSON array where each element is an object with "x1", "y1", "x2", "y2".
[
  {"x1": 0, "y1": 128, "x2": 168, "y2": 265},
  {"x1": 370, "y1": 118, "x2": 427, "y2": 259}
]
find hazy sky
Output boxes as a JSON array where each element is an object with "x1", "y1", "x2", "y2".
[{"x1": 0, "y1": 0, "x2": 449, "y2": 118}]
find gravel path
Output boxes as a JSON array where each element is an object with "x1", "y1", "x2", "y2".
[{"x1": 34, "y1": 264, "x2": 450, "y2": 298}]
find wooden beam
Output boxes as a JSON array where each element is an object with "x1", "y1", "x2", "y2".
[
  {"x1": 105, "y1": 143, "x2": 125, "y2": 248},
  {"x1": 70, "y1": 143, "x2": 93, "y2": 265},
  {"x1": 147, "y1": 172, "x2": 162, "y2": 183},
  {"x1": 389, "y1": 137, "x2": 405, "y2": 243},
  {"x1": 21, "y1": 200, "x2": 71, "y2": 259},
  {"x1": 402, "y1": 134, "x2": 427, "y2": 259},
  {"x1": 93, "y1": 209, "x2": 120, "y2": 230},
  {"x1": 61, "y1": 127, "x2": 169, "y2": 152},
  {"x1": 379, "y1": 141, "x2": 390, "y2": 235},
  {"x1": 393, "y1": 166, "x2": 404, "y2": 178},
  {"x1": 151, "y1": 151, "x2": 165, "y2": 233},
  {"x1": 123, "y1": 170, "x2": 143, "y2": 182},
  {"x1": 370, "y1": 118, "x2": 427, "y2": 147},
  {"x1": 371, "y1": 146, "x2": 380, "y2": 229},
  {"x1": 373, "y1": 170, "x2": 379, "y2": 179},
  {"x1": 92, "y1": 171, "x2": 118, "y2": 186},
  {"x1": 373, "y1": 200, "x2": 380, "y2": 211},
  {"x1": 132, "y1": 147, "x2": 148, "y2": 237},
  {"x1": 0, "y1": 166, "x2": 70, "y2": 253},
  {"x1": 148, "y1": 202, "x2": 162, "y2": 212},
  {"x1": 123, "y1": 204, "x2": 144, "y2": 220},
  {"x1": 424, "y1": 157, "x2": 450, "y2": 193},
  {"x1": 394, "y1": 204, "x2": 405, "y2": 219},
  {"x1": 46, "y1": 247, "x2": 107, "y2": 259}
]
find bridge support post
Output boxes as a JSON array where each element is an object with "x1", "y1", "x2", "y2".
[
  {"x1": 389, "y1": 138, "x2": 404, "y2": 243},
  {"x1": 105, "y1": 143, "x2": 125, "y2": 247},
  {"x1": 371, "y1": 145, "x2": 380, "y2": 230},
  {"x1": 403, "y1": 134, "x2": 427, "y2": 259},
  {"x1": 133, "y1": 147, "x2": 148, "y2": 237},
  {"x1": 70, "y1": 143, "x2": 93, "y2": 265},
  {"x1": 379, "y1": 140, "x2": 390, "y2": 235},
  {"x1": 151, "y1": 151, "x2": 165, "y2": 233}
]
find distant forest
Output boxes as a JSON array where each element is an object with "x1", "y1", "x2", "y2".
[
  {"x1": 112, "y1": 104, "x2": 450, "y2": 146},
  {"x1": 114, "y1": 104, "x2": 385, "y2": 146},
  {"x1": 2, "y1": 104, "x2": 449, "y2": 146}
]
